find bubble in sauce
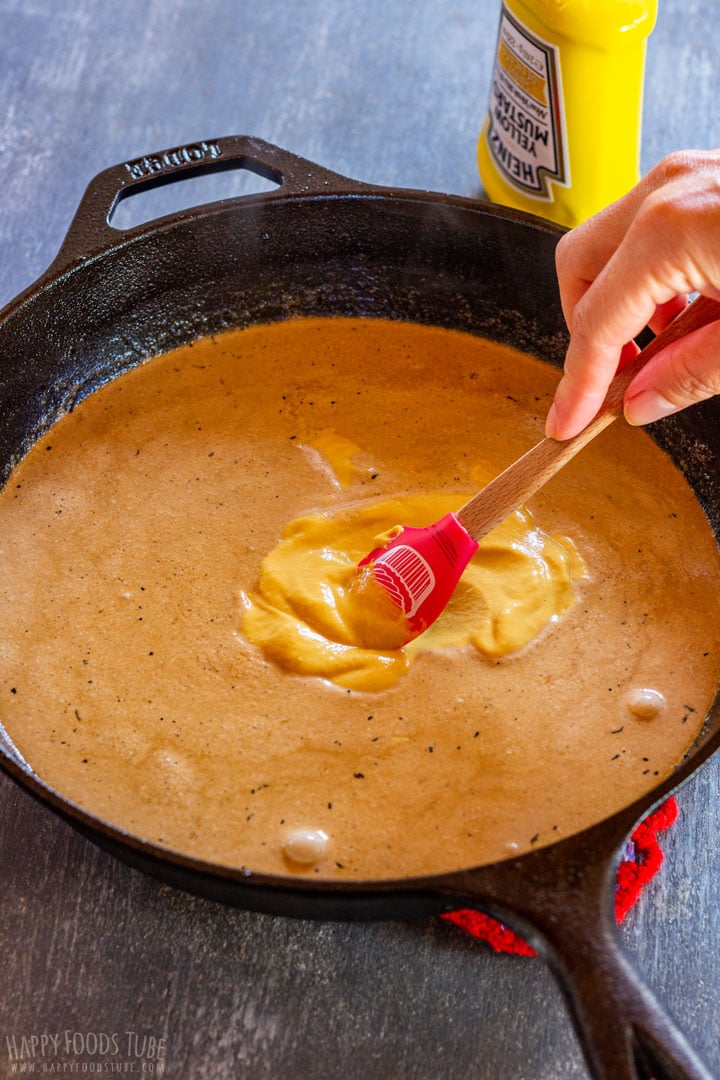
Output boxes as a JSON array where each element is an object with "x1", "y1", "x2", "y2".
[
  {"x1": 151, "y1": 748, "x2": 199, "y2": 791},
  {"x1": 282, "y1": 828, "x2": 329, "y2": 866},
  {"x1": 626, "y1": 687, "x2": 666, "y2": 719}
]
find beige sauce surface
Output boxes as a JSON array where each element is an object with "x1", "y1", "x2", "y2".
[{"x1": 1, "y1": 317, "x2": 718, "y2": 880}]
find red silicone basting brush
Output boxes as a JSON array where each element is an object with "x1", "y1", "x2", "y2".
[{"x1": 358, "y1": 296, "x2": 720, "y2": 643}]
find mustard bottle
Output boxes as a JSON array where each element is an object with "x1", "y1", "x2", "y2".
[{"x1": 478, "y1": 0, "x2": 658, "y2": 227}]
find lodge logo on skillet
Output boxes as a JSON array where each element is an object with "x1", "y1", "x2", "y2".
[{"x1": 124, "y1": 140, "x2": 223, "y2": 181}]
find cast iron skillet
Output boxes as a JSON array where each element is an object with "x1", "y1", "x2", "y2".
[{"x1": 0, "y1": 135, "x2": 718, "y2": 1080}]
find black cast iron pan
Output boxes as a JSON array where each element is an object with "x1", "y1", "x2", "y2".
[{"x1": 1, "y1": 135, "x2": 719, "y2": 1080}]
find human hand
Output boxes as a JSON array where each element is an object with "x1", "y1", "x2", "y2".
[{"x1": 545, "y1": 150, "x2": 720, "y2": 440}]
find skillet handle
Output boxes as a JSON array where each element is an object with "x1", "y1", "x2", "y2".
[
  {"x1": 443, "y1": 827, "x2": 714, "y2": 1080},
  {"x1": 541, "y1": 903, "x2": 714, "y2": 1080},
  {"x1": 47, "y1": 135, "x2": 367, "y2": 272}
]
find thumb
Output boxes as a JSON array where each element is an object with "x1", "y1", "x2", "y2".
[{"x1": 624, "y1": 319, "x2": 720, "y2": 425}]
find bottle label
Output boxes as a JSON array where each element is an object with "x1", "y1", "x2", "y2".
[{"x1": 485, "y1": 4, "x2": 568, "y2": 200}]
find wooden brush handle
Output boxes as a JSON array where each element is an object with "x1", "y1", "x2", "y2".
[{"x1": 457, "y1": 294, "x2": 720, "y2": 541}]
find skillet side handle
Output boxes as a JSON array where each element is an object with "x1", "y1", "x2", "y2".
[{"x1": 46, "y1": 134, "x2": 367, "y2": 274}]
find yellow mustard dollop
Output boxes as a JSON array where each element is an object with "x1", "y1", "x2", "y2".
[
  {"x1": 306, "y1": 430, "x2": 375, "y2": 489},
  {"x1": 240, "y1": 492, "x2": 585, "y2": 692}
]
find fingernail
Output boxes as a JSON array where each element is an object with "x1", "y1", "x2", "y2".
[
  {"x1": 624, "y1": 389, "x2": 678, "y2": 427},
  {"x1": 545, "y1": 401, "x2": 560, "y2": 439}
]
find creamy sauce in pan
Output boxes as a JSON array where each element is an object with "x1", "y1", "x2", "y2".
[{"x1": 0, "y1": 317, "x2": 718, "y2": 880}]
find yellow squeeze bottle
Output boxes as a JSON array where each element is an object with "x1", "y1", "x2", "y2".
[{"x1": 478, "y1": 0, "x2": 658, "y2": 227}]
